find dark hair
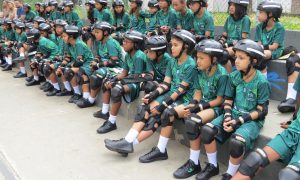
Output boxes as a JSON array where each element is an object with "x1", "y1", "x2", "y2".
[
  {"x1": 87, "y1": 8, "x2": 95, "y2": 24},
  {"x1": 230, "y1": 4, "x2": 247, "y2": 21},
  {"x1": 113, "y1": 5, "x2": 125, "y2": 20}
]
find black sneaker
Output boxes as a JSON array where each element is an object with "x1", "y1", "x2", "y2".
[
  {"x1": 43, "y1": 83, "x2": 54, "y2": 92},
  {"x1": 278, "y1": 98, "x2": 296, "y2": 113},
  {"x1": 46, "y1": 88, "x2": 60, "y2": 96},
  {"x1": 173, "y1": 159, "x2": 201, "y2": 179},
  {"x1": 139, "y1": 147, "x2": 168, "y2": 163},
  {"x1": 96, "y1": 121, "x2": 117, "y2": 134},
  {"x1": 104, "y1": 138, "x2": 133, "y2": 154},
  {"x1": 13, "y1": 71, "x2": 27, "y2": 78},
  {"x1": 221, "y1": 173, "x2": 232, "y2": 180},
  {"x1": 56, "y1": 90, "x2": 73, "y2": 96},
  {"x1": 93, "y1": 110, "x2": 109, "y2": 120},
  {"x1": 25, "y1": 75, "x2": 33, "y2": 82},
  {"x1": 0, "y1": 62, "x2": 7, "y2": 68},
  {"x1": 40, "y1": 82, "x2": 49, "y2": 90},
  {"x1": 76, "y1": 98, "x2": 95, "y2": 108},
  {"x1": 26, "y1": 79, "x2": 40, "y2": 86},
  {"x1": 68, "y1": 94, "x2": 82, "y2": 103},
  {"x1": 2, "y1": 64, "x2": 12, "y2": 71},
  {"x1": 196, "y1": 163, "x2": 219, "y2": 180}
]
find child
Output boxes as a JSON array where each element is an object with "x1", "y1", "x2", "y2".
[
  {"x1": 128, "y1": 0, "x2": 147, "y2": 34},
  {"x1": 49, "y1": 0, "x2": 62, "y2": 21},
  {"x1": 94, "y1": 0, "x2": 114, "y2": 25},
  {"x1": 156, "y1": 0, "x2": 177, "y2": 35},
  {"x1": 62, "y1": 1, "x2": 83, "y2": 29},
  {"x1": 33, "y1": 16, "x2": 46, "y2": 29},
  {"x1": 199, "y1": 39, "x2": 270, "y2": 180},
  {"x1": 145, "y1": 0, "x2": 160, "y2": 36},
  {"x1": 173, "y1": 39, "x2": 228, "y2": 179},
  {"x1": 1, "y1": 18, "x2": 15, "y2": 71},
  {"x1": 111, "y1": 0, "x2": 130, "y2": 40},
  {"x1": 23, "y1": 3, "x2": 36, "y2": 22},
  {"x1": 85, "y1": 0, "x2": 96, "y2": 25},
  {"x1": 172, "y1": 0, "x2": 194, "y2": 31}
]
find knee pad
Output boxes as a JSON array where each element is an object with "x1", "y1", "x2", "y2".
[
  {"x1": 286, "y1": 54, "x2": 300, "y2": 76},
  {"x1": 185, "y1": 114, "x2": 203, "y2": 140},
  {"x1": 111, "y1": 83, "x2": 123, "y2": 103},
  {"x1": 134, "y1": 104, "x2": 149, "y2": 122},
  {"x1": 64, "y1": 68, "x2": 75, "y2": 81},
  {"x1": 38, "y1": 62, "x2": 45, "y2": 74},
  {"x1": 161, "y1": 108, "x2": 177, "y2": 127},
  {"x1": 90, "y1": 74, "x2": 104, "y2": 90},
  {"x1": 43, "y1": 64, "x2": 53, "y2": 78},
  {"x1": 239, "y1": 148, "x2": 269, "y2": 177},
  {"x1": 141, "y1": 81, "x2": 158, "y2": 94},
  {"x1": 279, "y1": 164, "x2": 300, "y2": 180},
  {"x1": 218, "y1": 50, "x2": 229, "y2": 65},
  {"x1": 143, "y1": 115, "x2": 161, "y2": 132},
  {"x1": 200, "y1": 123, "x2": 218, "y2": 144},
  {"x1": 229, "y1": 134, "x2": 246, "y2": 158}
]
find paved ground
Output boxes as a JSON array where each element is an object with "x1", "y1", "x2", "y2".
[{"x1": 0, "y1": 70, "x2": 228, "y2": 180}]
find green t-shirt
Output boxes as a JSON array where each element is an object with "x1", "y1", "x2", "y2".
[
  {"x1": 128, "y1": 11, "x2": 146, "y2": 34},
  {"x1": 225, "y1": 70, "x2": 271, "y2": 122},
  {"x1": 62, "y1": 11, "x2": 83, "y2": 29},
  {"x1": 122, "y1": 50, "x2": 147, "y2": 75},
  {"x1": 193, "y1": 10, "x2": 214, "y2": 37},
  {"x1": 25, "y1": 11, "x2": 36, "y2": 22},
  {"x1": 50, "y1": 11, "x2": 62, "y2": 21},
  {"x1": 15, "y1": 32, "x2": 27, "y2": 43},
  {"x1": 2, "y1": 29, "x2": 15, "y2": 41},
  {"x1": 156, "y1": 7, "x2": 178, "y2": 29},
  {"x1": 49, "y1": 34, "x2": 67, "y2": 56},
  {"x1": 289, "y1": 110, "x2": 300, "y2": 134},
  {"x1": 97, "y1": 36, "x2": 123, "y2": 67},
  {"x1": 176, "y1": 8, "x2": 194, "y2": 31},
  {"x1": 0, "y1": 28, "x2": 3, "y2": 40},
  {"x1": 255, "y1": 22, "x2": 285, "y2": 59},
  {"x1": 67, "y1": 39, "x2": 94, "y2": 68},
  {"x1": 195, "y1": 64, "x2": 228, "y2": 102},
  {"x1": 294, "y1": 72, "x2": 300, "y2": 92},
  {"x1": 113, "y1": 12, "x2": 130, "y2": 33},
  {"x1": 94, "y1": 8, "x2": 114, "y2": 25},
  {"x1": 37, "y1": 36, "x2": 59, "y2": 60},
  {"x1": 165, "y1": 56, "x2": 197, "y2": 103},
  {"x1": 146, "y1": 53, "x2": 173, "y2": 83},
  {"x1": 224, "y1": 15, "x2": 251, "y2": 46},
  {"x1": 147, "y1": 12, "x2": 157, "y2": 32}
]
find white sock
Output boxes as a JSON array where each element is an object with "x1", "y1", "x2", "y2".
[
  {"x1": 63, "y1": 81, "x2": 72, "y2": 91},
  {"x1": 287, "y1": 83, "x2": 297, "y2": 100},
  {"x1": 6, "y1": 57, "x2": 12, "y2": 65},
  {"x1": 157, "y1": 135, "x2": 169, "y2": 153},
  {"x1": 102, "y1": 104, "x2": 109, "y2": 114},
  {"x1": 20, "y1": 53, "x2": 25, "y2": 57},
  {"x1": 88, "y1": 96, "x2": 95, "y2": 103},
  {"x1": 34, "y1": 75, "x2": 39, "y2": 81},
  {"x1": 108, "y1": 114, "x2": 117, "y2": 124},
  {"x1": 73, "y1": 86, "x2": 81, "y2": 95},
  {"x1": 133, "y1": 138, "x2": 139, "y2": 146},
  {"x1": 189, "y1": 149, "x2": 200, "y2": 165},
  {"x1": 207, "y1": 152, "x2": 218, "y2": 167},
  {"x1": 20, "y1": 67, "x2": 26, "y2": 74},
  {"x1": 53, "y1": 83, "x2": 60, "y2": 90},
  {"x1": 83, "y1": 92, "x2": 90, "y2": 99},
  {"x1": 262, "y1": 72, "x2": 267, "y2": 79},
  {"x1": 125, "y1": 129, "x2": 139, "y2": 143},
  {"x1": 226, "y1": 161, "x2": 240, "y2": 176}
]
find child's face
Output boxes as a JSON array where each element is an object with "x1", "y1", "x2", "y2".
[
  {"x1": 171, "y1": 37, "x2": 184, "y2": 58},
  {"x1": 146, "y1": 49, "x2": 157, "y2": 61},
  {"x1": 24, "y1": 7, "x2": 29, "y2": 13},
  {"x1": 148, "y1": 7, "x2": 158, "y2": 14},
  {"x1": 130, "y1": 2, "x2": 137, "y2": 9},
  {"x1": 114, "y1": 5, "x2": 123, "y2": 14},
  {"x1": 172, "y1": 0, "x2": 185, "y2": 12},
  {"x1": 159, "y1": 0, "x2": 168, "y2": 9},
  {"x1": 62, "y1": 32, "x2": 69, "y2": 43},
  {"x1": 40, "y1": 6, "x2": 45, "y2": 12},
  {"x1": 55, "y1": 26, "x2": 64, "y2": 35},
  {"x1": 235, "y1": 50, "x2": 251, "y2": 71},
  {"x1": 35, "y1": 5, "x2": 40, "y2": 11},
  {"x1": 95, "y1": 2, "x2": 103, "y2": 10},
  {"x1": 258, "y1": 11, "x2": 268, "y2": 22},
  {"x1": 46, "y1": 6, "x2": 52, "y2": 12},
  {"x1": 196, "y1": 52, "x2": 212, "y2": 70},
  {"x1": 33, "y1": 22, "x2": 39, "y2": 29},
  {"x1": 94, "y1": 29, "x2": 104, "y2": 41},
  {"x1": 123, "y1": 38, "x2": 134, "y2": 52},
  {"x1": 190, "y1": 2, "x2": 200, "y2": 13},
  {"x1": 64, "y1": 6, "x2": 70, "y2": 12},
  {"x1": 15, "y1": 28, "x2": 22, "y2": 34},
  {"x1": 40, "y1": 31, "x2": 48, "y2": 37},
  {"x1": 228, "y1": 3, "x2": 235, "y2": 15}
]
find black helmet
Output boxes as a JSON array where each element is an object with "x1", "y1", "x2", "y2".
[
  {"x1": 233, "y1": 39, "x2": 265, "y2": 61},
  {"x1": 49, "y1": 0, "x2": 58, "y2": 6},
  {"x1": 64, "y1": 0, "x2": 74, "y2": 7},
  {"x1": 124, "y1": 30, "x2": 144, "y2": 43},
  {"x1": 12, "y1": 18, "x2": 22, "y2": 24},
  {"x1": 54, "y1": 19, "x2": 68, "y2": 27},
  {"x1": 85, "y1": 0, "x2": 96, "y2": 6},
  {"x1": 172, "y1": 29, "x2": 196, "y2": 53},
  {"x1": 148, "y1": 0, "x2": 159, "y2": 8},
  {"x1": 15, "y1": 22, "x2": 26, "y2": 29},
  {"x1": 145, "y1": 35, "x2": 167, "y2": 52},
  {"x1": 257, "y1": 1, "x2": 282, "y2": 19},
  {"x1": 35, "y1": 2, "x2": 42, "y2": 6},
  {"x1": 129, "y1": 0, "x2": 143, "y2": 7},
  {"x1": 26, "y1": 28, "x2": 41, "y2": 41},
  {"x1": 4, "y1": 18, "x2": 13, "y2": 25},
  {"x1": 228, "y1": 0, "x2": 249, "y2": 7},
  {"x1": 39, "y1": 3, "x2": 46, "y2": 8},
  {"x1": 64, "y1": 25, "x2": 80, "y2": 38},
  {"x1": 113, "y1": 0, "x2": 124, "y2": 7},
  {"x1": 57, "y1": 3, "x2": 65, "y2": 11},
  {"x1": 159, "y1": 0, "x2": 171, "y2": 5},
  {"x1": 189, "y1": 0, "x2": 207, "y2": 7},
  {"x1": 24, "y1": 3, "x2": 31, "y2": 10},
  {"x1": 195, "y1": 39, "x2": 224, "y2": 59},
  {"x1": 25, "y1": 22, "x2": 34, "y2": 29},
  {"x1": 95, "y1": 0, "x2": 108, "y2": 5},
  {"x1": 94, "y1": 21, "x2": 112, "y2": 34},
  {"x1": 39, "y1": 23, "x2": 52, "y2": 32},
  {"x1": 34, "y1": 16, "x2": 46, "y2": 24}
]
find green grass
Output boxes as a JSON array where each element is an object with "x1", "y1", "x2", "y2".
[{"x1": 212, "y1": 12, "x2": 300, "y2": 31}]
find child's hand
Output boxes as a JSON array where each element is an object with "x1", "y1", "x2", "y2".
[
  {"x1": 142, "y1": 94, "x2": 150, "y2": 104},
  {"x1": 223, "y1": 120, "x2": 234, "y2": 132}
]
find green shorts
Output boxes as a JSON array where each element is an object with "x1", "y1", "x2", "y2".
[
  {"x1": 272, "y1": 48, "x2": 283, "y2": 59},
  {"x1": 211, "y1": 115, "x2": 262, "y2": 151},
  {"x1": 123, "y1": 83, "x2": 141, "y2": 103},
  {"x1": 80, "y1": 66, "x2": 92, "y2": 76},
  {"x1": 267, "y1": 128, "x2": 300, "y2": 166}
]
